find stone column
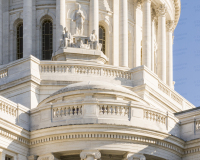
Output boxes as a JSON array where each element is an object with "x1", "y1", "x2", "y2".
[
  {"x1": 0, "y1": 0, "x2": 2, "y2": 65},
  {"x1": 120, "y1": 0, "x2": 128, "y2": 67},
  {"x1": 142, "y1": 0, "x2": 152, "y2": 69},
  {"x1": 112, "y1": 0, "x2": 119, "y2": 66},
  {"x1": 166, "y1": 20, "x2": 174, "y2": 88},
  {"x1": 23, "y1": 0, "x2": 33, "y2": 57},
  {"x1": 151, "y1": 12, "x2": 156, "y2": 72},
  {"x1": 157, "y1": 4, "x2": 167, "y2": 83},
  {"x1": 0, "y1": 149, "x2": 5, "y2": 160},
  {"x1": 134, "y1": 1, "x2": 142, "y2": 67},
  {"x1": 123, "y1": 153, "x2": 146, "y2": 160},
  {"x1": 90, "y1": 0, "x2": 99, "y2": 40},
  {"x1": 56, "y1": 0, "x2": 66, "y2": 50},
  {"x1": 80, "y1": 150, "x2": 101, "y2": 160}
]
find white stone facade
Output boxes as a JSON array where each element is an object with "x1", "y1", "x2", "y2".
[{"x1": 0, "y1": 0, "x2": 199, "y2": 160}]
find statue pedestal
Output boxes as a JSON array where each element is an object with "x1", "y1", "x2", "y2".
[{"x1": 52, "y1": 48, "x2": 108, "y2": 64}]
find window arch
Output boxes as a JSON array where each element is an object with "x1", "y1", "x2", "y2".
[
  {"x1": 42, "y1": 20, "x2": 53, "y2": 60},
  {"x1": 17, "y1": 23, "x2": 23, "y2": 59},
  {"x1": 99, "y1": 25, "x2": 106, "y2": 54}
]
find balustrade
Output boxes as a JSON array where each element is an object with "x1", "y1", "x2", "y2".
[{"x1": 144, "y1": 109, "x2": 166, "y2": 124}]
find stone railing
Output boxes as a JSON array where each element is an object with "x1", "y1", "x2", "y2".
[
  {"x1": 53, "y1": 105, "x2": 82, "y2": 118},
  {"x1": 40, "y1": 63, "x2": 131, "y2": 80},
  {"x1": 0, "y1": 96, "x2": 29, "y2": 130},
  {"x1": 0, "y1": 69, "x2": 8, "y2": 79},
  {"x1": 99, "y1": 105, "x2": 129, "y2": 117},
  {"x1": 158, "y1": 81, "x2": 193, "y2": 107},
  {"x1": 144, "y1": 109, "x2": 166, "y2": 125}
]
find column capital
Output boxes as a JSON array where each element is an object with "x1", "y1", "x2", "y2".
[
  {"x1": 156, "y1": 4, "x2": 167, "y2": 17},
  {"x1": 166, "y1": 20, "x2": 175, "y2": 32},
  {"x1": 142, "y1": 0, "x2": 152, "y2": 4},
  {"x1": 28, "y1": 155, "x2": 38, "y2": 160},
  {"x1": 123, "y1": 153, "x2": 146, "y2": 160},
  {"x1": 80, "y1": 150, "x2": 101, "y2": 160},
  {"x1": 37, "y1": 154, "x2": 59, "y2": 160}
]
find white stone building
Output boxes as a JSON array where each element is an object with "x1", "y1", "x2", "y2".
[{"x1": 0, "y1": 0, "x2": 199, "y2": 160}]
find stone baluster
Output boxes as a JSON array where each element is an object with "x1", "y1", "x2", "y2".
[
  {"x1": 0, "y1": 0, "x2": 2, "y2": 65},
  {"x1": 157, "y1": 4, "x2": 167, "y2": 83},
  {"x1": 56, "y1": 0, "x2": 66, "y2": 50},
  {"x1": 142, "y1": 0, "x2": 152, "y2": 69},
  {"x1": 80, "y1": 150, "x2": 101, "y2": 160},
  {"x1": 166, "y1": 20, "x2": 174, "y2": 89},
  {"x1": 120, "y1": 0, "x2": 128, "y2": 67},
  {"x1": 23, "y1": 0, "x2": 33, "y2": 57},
  {"x1": 90, "y1": 0, "x2": 99, "y2": 40}
]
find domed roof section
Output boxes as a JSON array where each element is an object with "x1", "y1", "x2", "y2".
[
  {"x1": 50, "y1": 81, "x2": 137, "y2": 97},
  {"x1": 38, "y1": 81, "x2": 149, "y2": 108}
]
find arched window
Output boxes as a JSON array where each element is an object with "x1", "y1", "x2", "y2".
[
  {"x1": 99, "y1": 26, "x2": 106, "y2": 54},
  {"x1": 17, "y1": 23, "x2": 23, "y2": 59},
  {"x1": 42, "y1": 20, "x2": 53, "y2": 60}
]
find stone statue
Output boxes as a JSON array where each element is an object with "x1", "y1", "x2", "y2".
[
  {"x1": 89, "y1": 30, "x2": 98, "y2": 50},
  {"x1": 60, "y1": 27, "x2": 73, "y2": 49},
  {"x1": 72, "y1": 3, "x2": 85, "y2": 35},
  {"x1": 63, "y1": 27, "x2": 73, "y2": 47}
]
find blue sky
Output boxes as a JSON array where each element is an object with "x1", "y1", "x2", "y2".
[{"x1": 173, "y1": 0, "x2": 200, "y2": 107}]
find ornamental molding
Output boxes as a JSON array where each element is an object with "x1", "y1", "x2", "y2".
[
  {"x1": 80, "y1": 150, "x2": 101, "y2": 160},
  {"x1": 37, "y1": 154, "x2": 55, "y2": 160},
  {"x1": 156, "y1": 4, "x2": 167, "y2": 17},
  {"x1": 123, "y1": 153, "x2": 146, "y2": 160},
  {"x1": 141, "y1": 0, "x2": 151, "y2": 4},
  {"x1": 30, "y1": 132, "x2": 184, "y2": 156},
  {"x1": 166, "y1": 20, "x2": 175, "y2": 32}
]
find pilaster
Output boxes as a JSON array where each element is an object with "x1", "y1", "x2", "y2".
[
  {"x1": 80, "y1": 150, "x2": 101, "y2": 160},
  {"x1": 0, "y1": 149, "x2": 5, "y2": 160},
  {"x1": 166, "y1": 20, "x2": 174, "y2": 89},
  {"x1": 23, "y1": 0, "x2": 33, "y2": 58},
  {"x1": 0, "y1": 0, "x2": 2, "y2": 65},
  {"x1": 157, "y1": 4, "x2": 167, "y2": 83},
  {"x1": 56, "y1": 0, "x2": 66, "y2": 50}
]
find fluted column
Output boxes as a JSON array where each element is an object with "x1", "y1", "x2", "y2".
[
  {"x1": 166, "y1": 20, "x2": 174, "y2": 88},
  {"x1": 157, "y1": 4, "x2": 167, "y2": 83},
  {"x1": 90, "y1": 0, "x2": 99, "y2": 40},
  {"x1": 142, "y1": 0, "x2": 152, "y2": 69},
  {"x1": 56, "y1": 0, "x2": 66, "y2": 50},
  {"x1": 120, "y1": 0, "x2": 128, "y2": 67},
  {"x1": 80, "y1": 150, "x2": 101, "y2": 160},
  {"x1": 134, "y1": 1, "x2": 142, "y2": 67},
  {"x1": 0, "y1": 0, "x2": 2, "y2": 64},
  {"x1": 123, "y1": 153, "x2": 146, "y2": 160},
  {"x1": 151, "y1": 12, "x2": 156, "y2": 72},
  {"x1": 23, "y1": 0, "x2": 33, "y2": 57},
  {"x1": 113, "y1": 0, "x2": 119, "y2": 66}
]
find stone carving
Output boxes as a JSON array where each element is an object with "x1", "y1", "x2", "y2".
[
  {"x1": 123, "y1": 153, "x2": 146, "y2": 160},
  {"x1": 196, "y1": 121, "x2": 200, "y2": 130},
  {"x1": 37, "y1": 155, "x2": 55, "y2": 160},
  {"x1": 89, "y1": 30, "x2": 102, "y2": 51},
  {"x1": 166, "y1": 20, "x2": 175, "y2": 32},
  {"x1": 156, "y1": 4, "x2": 166, "y2": 16},
  {"x1": 60, "y1": 27, "x2": 73, "y2": 49},
  {"x1": 72, "y1": 3, "x2": 85, "y2": 35},
  {"x1": 80, "y1": 150, "x2": 101, "y2": 160}
]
